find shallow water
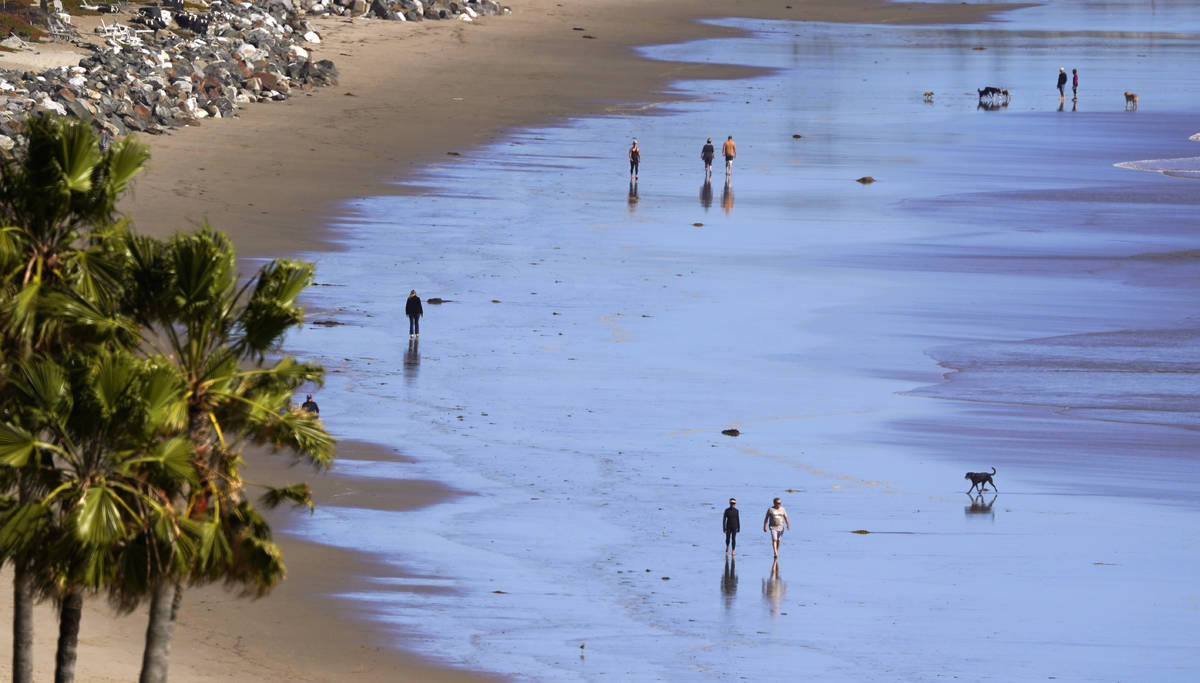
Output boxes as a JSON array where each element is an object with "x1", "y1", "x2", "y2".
[{"x1": 286, "y1": 2, "x2": 1200, "y2": 679}]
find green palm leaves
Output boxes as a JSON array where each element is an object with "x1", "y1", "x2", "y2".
[{"x1": 1, "y1": 115, "x2": 334, "y2": 682}]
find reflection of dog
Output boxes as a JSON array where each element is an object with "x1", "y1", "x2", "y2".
[
  {"x1": 965, "y1": 467, "x2": 997, "y2": 494},
  {"x1": 1124, "y1": 91, "x2": 1139, "y2": 110},
  {"x1": 965, "y1": 494, "x2": 997, "y2": 516}
]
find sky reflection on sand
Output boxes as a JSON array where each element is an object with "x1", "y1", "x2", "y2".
[{"x1": 284, "y1": 2, "x2": 1200, "y2": 679}]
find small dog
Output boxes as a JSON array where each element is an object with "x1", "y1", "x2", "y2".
[
  {"x1": 1124, "y1": 91, "x2": 1138, "y2": 110},
  {"x1": 923, "y1": 91, "x2": 934, "y2": 102},
  {"x1": 965, "y1": 467, "x2": 997, "y2": 494},
  {"x1": 977, "y1": 86, "x2": 1002, "y2": 100}
]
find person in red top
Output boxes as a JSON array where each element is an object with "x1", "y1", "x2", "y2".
[{"x1": 1071, "y1": 68, "x2": 1079, "y2": 100}]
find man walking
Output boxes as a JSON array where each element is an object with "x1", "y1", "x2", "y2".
[
  {"x1": 1056, "y1": 67, "x2": 1067, "y2": 101},
  {"x1": 723, "y1": 498, "x2": 740, "y2": 556},
  {"x1": 628, "y1": 139, "x2": 641, "y2": 180},
  {"x1": 722, "y1": 135, "x2": 737, "y2": 177},
  {"x1": 763, "y1": 497, "x2": 790, "y2": 558}
]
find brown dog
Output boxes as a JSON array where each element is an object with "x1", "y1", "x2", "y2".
[
  {"x1": 965, "y1": 467, "x2": 997, "y2": 494},
  {"x1": 1124, "y1": 91, "x2": 1139, "y2": 110}
]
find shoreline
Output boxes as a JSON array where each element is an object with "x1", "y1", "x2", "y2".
[{"x1": 3, "y1": 0, "x2": 1028, "y2": 680}]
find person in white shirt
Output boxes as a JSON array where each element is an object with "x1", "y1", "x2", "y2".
[{"x1": 762, "y1": 497, "x2": 791, "y2": 558}]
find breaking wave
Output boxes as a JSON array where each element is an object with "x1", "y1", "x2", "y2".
[{"x1": 1115, "y1": 132, "x2": 1200, "y2": 179}]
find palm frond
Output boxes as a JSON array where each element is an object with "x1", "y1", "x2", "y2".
[{"x1": 259, "y1": 483, "x2": 314, "y2": 512}]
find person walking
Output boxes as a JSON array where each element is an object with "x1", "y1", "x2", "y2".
[
  {"x1": 1071, "y1": 68, "x2": 1079, "y2": 100},
  {"x1": 762, "y1": 497, "x2": 790, "y2": 558},
  {"x1": 628, "y1": 139, "x2": 641, "y2": 180},
  {"x1": 701, "y1": 137, "x2": 715, "y2": 180},
  {"x1": 723, "y1": 498, "x2": 740, "y2": 556},
  {"x1": 1056, "y1": 67, "x2": 1067, "y2": 100},
  {"x1": 722, "y1": 135, "x2": 737, "y2": 177},
  {"x1": 406, "y1": 289, "x2": 423, "y2": 339}
]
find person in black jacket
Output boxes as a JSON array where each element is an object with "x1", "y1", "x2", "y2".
[
  {"x1": 406, "y1": 290, "x2": 423, "y2": 339},
  {"x1": 701, "y1": 137, "x2": 715, "y2": 180},
  {"x1": 723, "y1": 498, "x2": 740, "y2": 556},
  {"x1": 1056, "y1": 67, "x2": 1067, "y2": 100}
]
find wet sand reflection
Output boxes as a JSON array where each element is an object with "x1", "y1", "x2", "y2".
[
  {"x1": 403, "y1": 338, "x2": 420, "y2": 384},
  {"x1": 721, "y1": 557, "x2": 737, "y2": 610},
  {"x1": 721, "y1": 179, "x2": 734, "y2": 215},
  {"x1": 762, "y1": 558, "x2": 785, "y2": 617},
  {"x1": 700, "y1": 181, "x2": 713, "y2": 210}
]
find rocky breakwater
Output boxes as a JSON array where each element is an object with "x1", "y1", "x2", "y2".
[
  {"x1": 0, "y1": 1, "x2": 341, "y2": 151},
  {"x1": 309, "y1": 0, "x2": 508, "y2": 22}
]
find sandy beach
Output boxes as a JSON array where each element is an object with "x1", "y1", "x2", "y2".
[{"x1": 9, "y1": 0, "x2": 1199, "y2": 679}]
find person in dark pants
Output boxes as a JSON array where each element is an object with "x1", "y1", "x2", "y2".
[
  {"x1": 628, "y1": 139, "x2": 640, "y2": 180},
  {"x1": 723, "y1": 498, "x2": 740, "y2": 556},
  {"x1": 1056, "y1": 67, "x2": 1067, "y2": 100},
  {"x1": 1071, "y1": 68, "x2": 1079, "y2": 100},
  {"x1": 701, "y1": 137, "x2": 715, "y2": 180},
  {"x1": 406, "y1": 289, "x2": 423, "y2": 339}
]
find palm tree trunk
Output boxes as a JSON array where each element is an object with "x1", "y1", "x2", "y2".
[
  {"x1": 12, "y1": 568, "x2": 34, "y2": 683},
  {"x1": 139, "y1": 582, "x2": 179, "y2": 683},
  {"x1": 54, "y1": 590, "x2": 83, "y2": 683}
]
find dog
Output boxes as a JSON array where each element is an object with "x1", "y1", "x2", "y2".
[
  {"x1": 1124, "y1": 91, "x2": 1138, "y2": 110},
  {"x1": 923, "y1": 91, "x2": 934, "y2": 102},
  {"x1": 977, "y1": 86, "x2": 1002, "y2": 101},
  {"x1": 965, "y1": 467, "x2": 997, "y2": 494}
]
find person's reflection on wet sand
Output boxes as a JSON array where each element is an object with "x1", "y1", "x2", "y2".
[
  {"x1": 721, "y1": 178, "x2": 734, "y2": 215},
  {"x1": 700, "y1": 180, "x2": 713, "y2": 210},
  {"x1": 721, "y1": 557, "x2": 738, "y2": 609},
  {"x1": 628, "y1": 179, "x2": 639, "y2": 212},
  {"x1": 403, "y1": 337, "x2": 420, "y2": 384},
  {"x1": 762, "y1": 558, "x2": 785, "y2": 616}
]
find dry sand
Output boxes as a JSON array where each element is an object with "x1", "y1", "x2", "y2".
[{"x1": 1, "y1": 0, "x2": 1021, "y2": 679}]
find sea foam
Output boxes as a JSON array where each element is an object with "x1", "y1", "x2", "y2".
[{"x1": 1115, "y1": 132, "x2": 1200, "y2": 179}]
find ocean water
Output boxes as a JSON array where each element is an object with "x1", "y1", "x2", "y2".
[{"x1": 285, "y1": 2, "x2": 1200, "y2": 679}]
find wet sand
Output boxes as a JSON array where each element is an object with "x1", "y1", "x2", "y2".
[
  {"x1": 2, "y1": 0, "x2": 1027, "y2": 680},
  {"x1": 275, "y1": 3, "x2": 1200, "y2": 679}
]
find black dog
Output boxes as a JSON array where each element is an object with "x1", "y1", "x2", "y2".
[
  {"x1": 977, "y1": 87, "x2": 1003, "y2": 100},
  {"x1": 965, "y1": 467, "x2": 997, "y2": 494}
]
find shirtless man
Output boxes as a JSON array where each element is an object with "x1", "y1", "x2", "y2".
[{"x1": 722, "y1": 135, "x2": 737, "y2": 177}]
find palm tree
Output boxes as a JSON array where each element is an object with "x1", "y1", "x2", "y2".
[
  {"x1": 0, "y1": 115, "x2": 148, "y2": 683},
  {"x1": 120, "y1": 226, "x2": 334, "y2": 683},
  {"x1": 0, "y1": 350, "x2": 197, "y2": 683}
]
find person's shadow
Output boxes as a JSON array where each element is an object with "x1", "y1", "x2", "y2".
[
  {"x1": 627, "y1": 179, "x2": 639, "y2": 212},
  {"x1": 721, "y1": 179, "x2": 734, "y2": 215},
  {"x1": 700, "y1": 181, "x2": 713, "y2": 211},
  {"x1": 761, "y1": 558, "x2": 786, "y2": 617},
  {"x1": 721, "y1": 557, "x2": 738, "y2": 609},
  {"x1": 403, "y1": 337, "x2": 420, "y2": 384}
]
